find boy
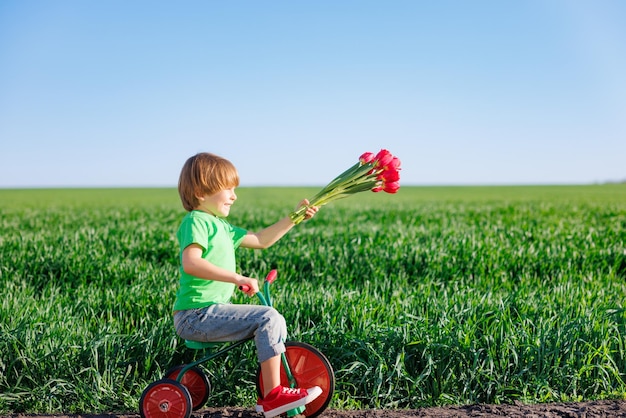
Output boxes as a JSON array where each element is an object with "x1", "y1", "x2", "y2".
[{"x1": 172, "y1": 152, "x2": 322, "y2": 418}]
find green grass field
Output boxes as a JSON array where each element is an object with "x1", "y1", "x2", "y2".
[{"x1": 1, "y1": 185, "x2": 625, "y2": 413}]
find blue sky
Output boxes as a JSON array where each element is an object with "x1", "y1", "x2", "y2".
[{"x1": 1, "y1": 1, "x2": 625, "y2": 188}]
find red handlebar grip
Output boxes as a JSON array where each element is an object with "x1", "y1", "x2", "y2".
[
  {"x1": 239, "y1": 285, "x2": 250, "y2": 292},
  {"x1": 266, "y1": 269, "x2": 277, "y2": 283}
]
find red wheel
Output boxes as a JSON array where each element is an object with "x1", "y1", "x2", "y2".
[
  {"x1": 257, "y1": 341, "x2": 335, "y2": 418},
  {"x1": 139, "y1": 379, "x2": 192, "y2": 418},
  {"x1": 164, "y1": 365, "x2": 211, "y2": 410}
]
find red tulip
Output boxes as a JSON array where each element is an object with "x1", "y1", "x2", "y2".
[
  {"x1": 379, "y1": 168, "x2": 400, "y2": 182},
  {"x1": 388, "y1": 156, "x2": 401, "y2": 171},
  {"x1": 359, "y1": 152, "x2": 375, "y2": 164},
  {"x1": 374, "y1": 149, "x2": 394, "y2": 168},
  {"x1": 383, "y1": 181, "x2": 400, "y2": 194}
]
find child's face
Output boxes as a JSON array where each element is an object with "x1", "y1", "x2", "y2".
[{"x1": 197, "y1": 187, "x2": 237, "y2": 217}]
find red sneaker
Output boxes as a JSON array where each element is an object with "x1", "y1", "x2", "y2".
[{"x1": 260, "y1": 385, "x2": 322, "y2": 418}]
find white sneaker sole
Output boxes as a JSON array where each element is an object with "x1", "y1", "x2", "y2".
[{"x1": 262, "y1": 386, "x2": 322, "y2": 418}]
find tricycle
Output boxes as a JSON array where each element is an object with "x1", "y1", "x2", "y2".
[{"x1": 139, "y1": 270, "x2": 335, "y2": 418}]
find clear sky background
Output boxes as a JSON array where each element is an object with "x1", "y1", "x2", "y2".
[{"x1": 1, "y1": 1, "x2": 625, "y2": 188}]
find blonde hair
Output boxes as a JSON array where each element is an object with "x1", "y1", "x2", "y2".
[{"x1": 178, "y1": 152, "x2": 240, "y2": 211}]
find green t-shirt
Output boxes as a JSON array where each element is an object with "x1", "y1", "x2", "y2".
[{"x1": 173, "y1": 210, "x2": 248, "y2": 311}]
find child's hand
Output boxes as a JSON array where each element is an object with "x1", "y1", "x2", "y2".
[
  {"x1": 236, "y1": 276, "x2": 259, "y2": 297},
  {"x1": 296, "y1": 199, "x2": 319, "y2": 221}
]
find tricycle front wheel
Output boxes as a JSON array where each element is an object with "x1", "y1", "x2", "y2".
[{"x1": 257, "y1": 341, "x2": 335, "y2": 418}]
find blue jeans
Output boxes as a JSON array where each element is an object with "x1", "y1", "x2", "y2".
[{"x1": 173, "y1": 303, "x2": 287, "y2": 363}]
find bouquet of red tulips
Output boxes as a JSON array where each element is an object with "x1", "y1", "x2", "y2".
[{"x1": 290, "y1": 149, "x2": 401, "y2": 225}]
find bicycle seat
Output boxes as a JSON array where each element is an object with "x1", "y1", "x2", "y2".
[{"x1": 184, "y1": 340, "x2": 220, "y2": 350}]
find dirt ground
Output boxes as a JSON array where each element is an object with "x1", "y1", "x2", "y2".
[{"x1": 5, "y1": 400, "x2": 626, "y2": 418}]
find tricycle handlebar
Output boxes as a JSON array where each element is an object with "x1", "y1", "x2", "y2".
[{"x1": 238, "y1": 269, "x2": 277, "y2": 293}]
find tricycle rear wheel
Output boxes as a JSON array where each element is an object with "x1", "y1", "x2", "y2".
[
  {"x1": 139, "y1": 378, "x2": 192, "y2": 418},
  {"x1": 164, "y1": 365, "x2": 211, "y2": 410}
]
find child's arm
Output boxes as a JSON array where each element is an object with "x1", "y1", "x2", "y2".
[
  {"x1": 182, "y1": 244, "x2": 259, "y2": 295},
  {"x1": 241, "y1": 199, "x2": 318, "y2": 249}
]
